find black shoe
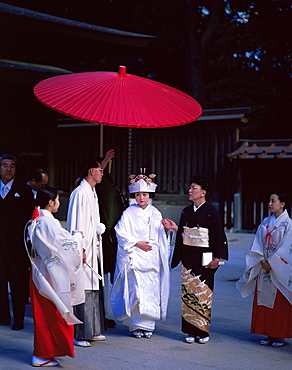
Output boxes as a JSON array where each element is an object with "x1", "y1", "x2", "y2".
[{"x1": 12, "y1": 322, "x2": 24, "y2": 330}]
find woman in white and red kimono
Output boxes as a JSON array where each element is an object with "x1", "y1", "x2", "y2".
[
  {"x1": 29, "y1": 186, "x2": 84, "y2": 367},
  {"x1": 237, "y1": 191, "x2": 292, "y2": 347}
]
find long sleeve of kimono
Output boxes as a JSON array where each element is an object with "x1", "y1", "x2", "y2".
[
  {"x1": 171, "y1": 210, "x2": 185, "y2": 268},
  {"x1": 66, "y1": 188, "x2": 98, "y2": 257},
  {"x1": 208, "y1": 210, "x2": 228, "y2": 261},
  {"x1": 115, "y1": 212, "x2": 141, "y2": 252},
  {"x1": 237, "y1": 210, "x2": 292, "y2": 305},
  {"x1": 32, "y1": 212, "x2": 84, "y2": 323}
]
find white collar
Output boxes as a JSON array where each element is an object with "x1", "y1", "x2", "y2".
[
  {"x1": 81, "y1": 178, "x2": 94, "y2": 191},
  {"x1": 0, "y1": 179, "x2": 14, "y2": 191},
  {"x1": 270, "y1": 210, "x2": 286, "y2": 227},
  {"x1": 40, "y1": 209, "x2": 54, "y2": 218},
  {"x1": 193, "y1": 201, "x2": 206, "y2": 212}
]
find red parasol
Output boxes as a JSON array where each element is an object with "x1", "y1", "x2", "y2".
[{"x1": 34, "y1": 66, "x2": 202, "y2": 129}]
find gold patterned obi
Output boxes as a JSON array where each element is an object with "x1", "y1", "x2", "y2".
[{"x1": 182, "y1": 226, "x2": 209, "y2": 247}]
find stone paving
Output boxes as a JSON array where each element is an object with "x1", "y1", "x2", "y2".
[{"x1": 1, "y1": 231, "x2": 291, "y2": 369}]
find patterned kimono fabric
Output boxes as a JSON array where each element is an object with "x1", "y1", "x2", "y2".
[
  {"x1": 181, "y1": 260, "x2": 214, "y2": 337},
  {"x1": 30, "y1": 277, "x2": 74, "y2": 358},
  {"x1": 172, "y1": 202, "x2": 228, "y2": 338}
]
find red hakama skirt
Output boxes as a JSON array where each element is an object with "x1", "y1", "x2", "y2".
[
  {"x1": 30, "y1": 277, "x2": 74, "y2": 358},
  {"x1": 251, "y1": 288, "x2": 292, "y2": 338}
]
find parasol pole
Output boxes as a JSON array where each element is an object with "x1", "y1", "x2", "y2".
[
  {"x1": 127, "y1": 128, "x2": 132, "y2": 176},
  {"x1": 108, "y1": 159, "x2": 112, "y2": 173},
  {"x1": 99, "y1": 124, "x2": 104, "y2": 157}
]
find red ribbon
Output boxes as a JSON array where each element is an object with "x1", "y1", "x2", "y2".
[
  {"x1": 280, "y1": 257, "x2": 288, "y2": 264},
  {"x1": 262, "y1": 225, "x2": 277, "y2": 247}
]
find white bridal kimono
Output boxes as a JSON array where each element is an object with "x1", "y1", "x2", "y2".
[
  {"x1": 237, "y1": 209, "x2": 292, "y2": 308},
  {"x1": 31, "y1": 209, "x2": 84, "y2": 324},
  {"x1": 111, "y1": 203, "x2": 170, "y2": 331}
]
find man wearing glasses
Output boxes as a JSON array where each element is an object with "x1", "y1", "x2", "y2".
[{"x1": 67, "y1": 157, "x2": 107, "y2": 347}]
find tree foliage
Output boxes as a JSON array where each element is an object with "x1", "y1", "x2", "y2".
[{"x1": 4, "y1": 0, "x2": 292, "y2": 138}]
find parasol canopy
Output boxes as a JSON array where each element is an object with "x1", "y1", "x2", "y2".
[{"x1": 34, "y1": 66, "x2": 202, "y2": 128}]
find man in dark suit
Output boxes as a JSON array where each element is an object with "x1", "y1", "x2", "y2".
[
  {"x1": 27, "y1": 168, "x2": 49, "y2": 199},
  {"x1": 0, "y1": 154, "x2": 34, "y2": 330}
]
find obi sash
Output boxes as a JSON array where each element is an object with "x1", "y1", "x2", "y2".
[{"x1": 182, "y1": 226, "x2": 209, "y2": 247}]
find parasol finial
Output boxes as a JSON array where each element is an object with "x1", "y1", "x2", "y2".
[{"x1": 118, "y1": 65, "x2": 126, "y2": 76}]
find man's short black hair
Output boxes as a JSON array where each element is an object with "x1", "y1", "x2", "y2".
[
  {"x1": 80, "y1": 156, "x2": 103, "y2": 177},
  {"x1": 30, "y1": 168, "x2": 48, "y2": 182},
  {"x1": 0, "y1": 153, "x2": 17, "y2": 166}
]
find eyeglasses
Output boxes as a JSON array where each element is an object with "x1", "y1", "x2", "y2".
[{"x1": 95, "y1": 168, "x2": 103, "y2": 172}]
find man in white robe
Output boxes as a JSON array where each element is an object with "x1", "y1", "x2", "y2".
[{"x1": 67, "y1": 157, "x2": 106, "y2": 347}]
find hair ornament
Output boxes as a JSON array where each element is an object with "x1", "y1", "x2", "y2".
[{"x1": 128, "y1": 169, "x2": 157, "y2": 193}]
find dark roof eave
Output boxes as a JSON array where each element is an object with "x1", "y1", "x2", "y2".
[
  {"x1": 0, "y1": 59, "x2": 73, "y2": 84},
  {"x1": 201, "y1": 107, "x2": 251, "y2": 116},
  {"x1": 0, "y1": 2, "x2": 156, "y2": 47},
  {"x1": 0, "y1": 59, "x2": 72, "y2": 74},
  {"x1": 227, "y1": 140, "x2": 292, "y2": 160},
  {"x1": 197, "y1": 107, "x2": 251, "y2": 121}
]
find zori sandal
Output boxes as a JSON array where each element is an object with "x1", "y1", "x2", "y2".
[{"x1": 32, "y1": 356, "x2": 59, "y2": 367}]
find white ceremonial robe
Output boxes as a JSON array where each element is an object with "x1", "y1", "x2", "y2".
[
  {"x1": 237, "y1": 209, "x2": 292, "y2": 308},
  {"x1": 67, "y1": 179, "x2": 105, "y2": 290},
  {"x1": 31, "y1": 210, "x2": 84, "y2": 324},
  {"x1": 111, "y1": 203, "x2": 170, "y2": 331}
]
